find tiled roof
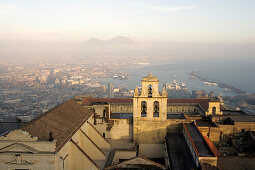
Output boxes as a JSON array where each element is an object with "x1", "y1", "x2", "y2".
[
  {"x1": 194, "y1": 123, "x2": 220, "y2": 157},
  {"x1": 82, "y1": 98, "x2": 210, "y2": 110},
  {"x1": 22, "y1": 100, "x2": 92, "y2": 151},
  {"x1": 183, "y1": 123, "x2": 214, "y2": 157},
  {"x1": 82, "y1": 98, "x2": 211, "y2": 110},
  {"x1": 167, "y1": 98, "x2": 210, "y2": 111},
  {"x1": 82, "y1": 98, "x2": 133, "y2": 105},
  {"x1": 166, "y1": 133, "x2": 196, "y2": 170}
]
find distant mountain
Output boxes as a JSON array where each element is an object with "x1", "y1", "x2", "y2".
[
  {"x1": 85, "y1": 38, "x2": 103, "y2": 43},
  {"x1": 80, "y1": 36, "x2": 139, "y2": 56},
  {"x1": 106, "y1": 36, "x2": 134, "y2": 45},
  {"x1": 83, "y1": 38, "x2": 104, "y2": 46},
  {"x1": 83, "y1": 36, "x2": 134, "y2": 45}
]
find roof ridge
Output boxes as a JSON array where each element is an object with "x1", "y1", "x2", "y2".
[
  {"x1": 20, "y1": 100, "x2": 93, "y2": 151},
  {"x1": 21, "y1": 100, "x2": 75, "y2": 130}
]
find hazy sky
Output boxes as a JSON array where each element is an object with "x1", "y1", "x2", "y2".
[{"x1": 0, "y1": 0, "x2": 255, "y2": 43}]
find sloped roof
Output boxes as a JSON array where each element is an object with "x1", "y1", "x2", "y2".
[
  {"x1": 166, "y1": 133, "x2": 196, "y2": 170},
  {"x1": 0, "y1": 143, "x2": 40, "y2": 154},
  {"x1": 105, "y1": 156, "x2": 167, "y2": 170},
  {"x1": 194, "y1": 123, "x2": 220, "y2": 157},
  {"x1": 183, "y1": 123, "x2": 214, "y2": 157},
  {"x1": 22, "y1": 100, "x2": 92, "y2": 151}
]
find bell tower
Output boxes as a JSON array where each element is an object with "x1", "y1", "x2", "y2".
[
  {"x1": 133, "y1": 73, "x2": 167, "y2": 121},
  {"x1": 133, "y1": 74, "x2": 168, "y2": 146}
]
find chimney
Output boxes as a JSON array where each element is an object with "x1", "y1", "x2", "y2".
[{"x1": 49, "y1": 131, "x2": 54, "y2": 141}]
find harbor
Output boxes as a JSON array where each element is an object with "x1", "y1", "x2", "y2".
[{"x1": 187, "y1": 71, "x2": 247, "y2": 95}]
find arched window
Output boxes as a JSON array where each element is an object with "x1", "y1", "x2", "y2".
[
  {"x1": 148, "y1": 85, "x2": 152, "y2": 98},
  {"x1": 212, "y1": 107, "x2": 216, "y2": 115},
  {"x1": 141, "y1": 101, "x2": 147, "y2": 117},
  {"x1": 120, "y1": 106, "x2": 123, "y2": 112},
  {"x1": 153, "y1": 101, "x2": 159, "y2": 117}
]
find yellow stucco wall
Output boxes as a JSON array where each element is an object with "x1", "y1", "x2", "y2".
[
  {"x1": 83, "y1": 122, "x2": 110, "y2": 149},
  {"x1": 139, "y1": 144, "x2": 165, "y2": 158},
  {"x1": 206, "y1": 101, "x2": 223, "y2": 116},
  {"x1": 0, "y1": 153, "x2": 57, "y2": 170},
  {"x1": 69, "y1": 141, "x2": 99, "y2": 170}
]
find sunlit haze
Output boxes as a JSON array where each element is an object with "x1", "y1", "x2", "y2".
[
  {"x1": 0, "y1": 0, "x2": 254, "y2": 60},
  {"x1": 0, "y1": 0, "x2": 255, "y2": 42},
  {"x1": 1, "y1": 1, "x2": 255, "y2": 169}
]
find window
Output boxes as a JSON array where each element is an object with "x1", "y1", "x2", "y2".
[
  {"x1": 120, "y1": 106, "x2": 123, "y2": 112},
  {"x1": 141, "y1": 101, "x2": 147, "y2": 117},
  {"x1": 153, "y1": 101, "x2": 159, "y2": 117},
  {"x1": 182, "y1": 107, "x2": 184, "y2": 112},
  {"x1": 212, "y1": 107, "x2": 216, "y2": 115}
]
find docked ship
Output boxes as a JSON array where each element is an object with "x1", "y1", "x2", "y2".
[
  {"x1": 166, "y1": 80, "x2": 187, "y2": 90},
  {"x1": 112, "y1": 73, "x2": 128, "y2": 80},
  {"x1": 138, "y1": 61, "x2": 150, "y2": 65}
]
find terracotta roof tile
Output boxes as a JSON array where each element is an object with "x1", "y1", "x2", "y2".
[
  {"x1": 22, "y1": 100, "x2": 92, "y2": 151},
  {"x1": 82, "y1": 98, "x2": 133, "y2": 105},
  {"x1": 82, "y1": 98, "x2": 210, "y2": 110},
  {"x1": 82, "y1": 98, "x2": 209, "y2": 110},
  {"x1": 167, "y1": 98, "x2": 210, "y2": 111}
]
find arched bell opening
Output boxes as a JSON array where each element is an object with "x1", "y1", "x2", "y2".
[
  {"x1": 148, "y1": 85, "x2": 152, "y2": 98},
  {"x1": 153, "y1": 101, "x2": 159, "y2": 117},
  {"x1": 212, "y1": 106, "x2": 216, "y2": 115},
  {"x1": 141, "y1": 101, "x2": 147, "y2": 117}
]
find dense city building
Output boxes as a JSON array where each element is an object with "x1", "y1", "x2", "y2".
[
  {"x1": 1, "y1": 74, "x2": 255, "y2": 169},
  {"x1": 107, "y1": 83, "x2": 114, "y2": 98}
]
